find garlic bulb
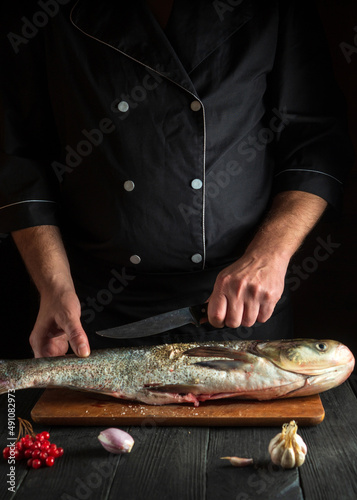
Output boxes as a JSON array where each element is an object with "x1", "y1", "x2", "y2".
[
  {"x1": 98, "y1": 428, "x2": 134, "y2": 454},
  {"x1": 268, "y1": 420, "x2": 307, "y2": 469}
]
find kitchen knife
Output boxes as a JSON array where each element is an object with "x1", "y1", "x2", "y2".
[{"x1": 95, "y1": 303, "x2": 208, "y2": 339}]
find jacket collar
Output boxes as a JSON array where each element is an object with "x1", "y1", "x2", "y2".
[{"x1": 70, "y1": 0, "x2": 254, "y2": 95}]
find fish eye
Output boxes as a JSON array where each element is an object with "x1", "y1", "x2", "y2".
[{"x1": 316, "y1": 342, "x2": 328, "y2": 352}]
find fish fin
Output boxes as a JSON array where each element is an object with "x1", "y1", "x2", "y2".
[
  {"x1": 183, "y1": 346, "x2": 253, "y2": 361},
  {"x1": 145, "y1": 384, "x2": 200, "y2": 394},
  {"x1": 194, "y1": 360, "x2": 245, "y2": 371}
]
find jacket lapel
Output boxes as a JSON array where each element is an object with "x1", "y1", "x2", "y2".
[
  {"x1": 70, "y1": 0, "x2": 254, "y2": 93},
  {"x1": 166, "y1": 0, "x2": 254, "y2": 75}
]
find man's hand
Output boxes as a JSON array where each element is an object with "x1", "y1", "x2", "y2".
[
  {"x1": 12, "y1": 225, "x2": 91, "y2": 358},
  {"x1": 208, "y1": 253, "x2": 288, "y2": 328},
  {"x1": 30, "y1": 288, "x2": 90, "y2": 358},
  {"x1": 207, "y1": 190, "x2": 328, "y2": 328}
]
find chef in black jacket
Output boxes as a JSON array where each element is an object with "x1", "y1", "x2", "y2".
[{"x1": 0, "y1": 0, "x2": 353, "y2": 357}]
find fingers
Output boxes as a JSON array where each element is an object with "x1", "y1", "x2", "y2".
[
  {"x1": 30, "y1": 329, "x2": 69, "y2": 358},
  {"x1": 59, "y1": 295, "x2": 91, "y2": 357},
  {"x1": 207, "y1": 293, "x2": 228, "y2": 329},
  {"x1": 256, "y1": 298, "x2": 277, "y2": 324},
  {"x1": 50, "y1": 311, "x2": 90, "y2": 357},
  {"x1": 30, "y1": 290, "x2": 91, "y2": 358},
  {"x1": 66, "y1": 320, "x2": 91, "y2": 358},
  {"x1": 30, "y1": 321, "x2": 90, "y2": 358},
  {"x1": 240, "y1": 300, "x2": 260, "y2": 328},
  {"x1": 208, "y1": 290, "x2": 276, "y2": 329},
  {"x1": 208, "y1": 265, "x2": 283, "y2": 329}
]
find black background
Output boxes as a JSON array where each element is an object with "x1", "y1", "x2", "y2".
[{"x1": 0, "y1": 0, "x2": 356, "y2": 360}]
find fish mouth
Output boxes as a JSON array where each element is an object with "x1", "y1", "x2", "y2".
[{"x1": 337, "y1": 343, "x2": 355, "y2": 366}]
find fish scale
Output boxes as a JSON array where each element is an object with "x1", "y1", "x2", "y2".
[{"x1": 0, "y1": 339, "x2": 354, "y2": 406}]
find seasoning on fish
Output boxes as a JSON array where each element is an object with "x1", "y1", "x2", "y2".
[{"x1": 0, "y1": 339, "x2": 354, "y2": 407}]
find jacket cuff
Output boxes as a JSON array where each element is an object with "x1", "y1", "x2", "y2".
[
  {"x1": 0, "y1": 200, "x2": 59, "y2": 233},
  {"x1": 272, "y1": 169, "x2": 344, "y2": 210}
]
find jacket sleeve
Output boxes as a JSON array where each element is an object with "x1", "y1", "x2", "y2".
[
  {"x1": 0, "y1": 1, "x2": 60, "y2": 233},
  {"x1": 268, "y1": 0, "x2": 354, "y2": 209}
]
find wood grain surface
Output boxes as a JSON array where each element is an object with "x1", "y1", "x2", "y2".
[
  {"x1": 31, "y1": 388, "x2": 325, "y2": 426},
  {"x1": 1, "y1": 382, "x2": 356, "y2": 500}
]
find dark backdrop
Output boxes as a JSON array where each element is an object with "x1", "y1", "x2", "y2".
[
  {"x1": 0, "y1": 0, "x2": 356, "y2": 359},
  {"x1": 291, "y1": 0, "x2": 357, "y2": 358}
]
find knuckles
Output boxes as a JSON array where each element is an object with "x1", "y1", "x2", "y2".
[
  {"x1": 224, "y1": 318, "x2": 242, "y2": 329},
  {"x1": 208, "y1": 314, "x2": 226, "y2": 328},
  {"x1": 240, "y1": 317, "x2": 256, "y2": 328},
  {"x1": 216, "y1": 274, "x2": 277, "y2": 302}
]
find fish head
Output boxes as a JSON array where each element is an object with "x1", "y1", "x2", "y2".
[{"x1": 254, "y1": 339, "x2": 355, "y2": 381}]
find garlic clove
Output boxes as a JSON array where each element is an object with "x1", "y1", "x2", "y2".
[
  {"x1": 270, "y1": 441, "x2": 285, "y2": 466},
  {"x1": 294, "y1": 434, "x2": 307, "y2": 455},
  {"x1": 220, "y1": 456, "x2": 254, "y2": 467},
  {"x1": 281, "y1": 447, "x2": 296, "y2": 469},
  {"x1": 98, "y1": 428, "x2": 134, "y2": 454},
  {"x1": 294, "y1": 449, "x2": 306, "y2": 467},
  {"x1": 268, "y1": 433, "x2": 283, "y2": 455}
]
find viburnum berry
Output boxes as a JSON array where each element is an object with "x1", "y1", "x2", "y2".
[
  {"x1": 45, "y1": 456, "x2": 55, "y2": 467},
  {"x1": 23, "y1": 438, "x2": 33, "y2": 449},
  {"x1": 32, "y1": 459, "x2": 42, "y2": 469},
  {"x1": 31, "y1": 449, "x2": 41, "y2": 459},
  {"x1": 3, "y1": 420, "x2": 63, "y2": 470}
]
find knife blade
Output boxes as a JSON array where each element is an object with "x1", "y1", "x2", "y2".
[{"x1": 95, "y1": 303, "x2": 208, "y2": 339}]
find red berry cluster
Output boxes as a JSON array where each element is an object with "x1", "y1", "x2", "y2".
[{"x1": 3, "y1": 432, "x2": 64, "y2": 469}]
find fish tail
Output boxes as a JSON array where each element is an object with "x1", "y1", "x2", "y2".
[
  {"x1": 0, "y1": 382, "x2": 9, "y2": 395},
  {"x1": 0, "y1": 358, "x2": 34, "y2": 393},
  {"x1": 0, "y1": 360, "x2": 13, "y2": 394}
]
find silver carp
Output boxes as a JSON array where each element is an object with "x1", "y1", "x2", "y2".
[{"x1": 0, "y1": 339, "x2": 354, "y2": 406}]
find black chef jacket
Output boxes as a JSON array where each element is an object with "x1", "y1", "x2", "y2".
[{"x1": 0, "y1": 0, "x2": 353, "y2": 347}]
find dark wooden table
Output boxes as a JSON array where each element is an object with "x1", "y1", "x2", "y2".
[{"x1": 1, "y1": 375, "x2": 357, "y2": 500}]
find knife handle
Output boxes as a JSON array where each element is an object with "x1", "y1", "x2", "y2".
[{"x1": 189, "y1": 303, "x2": 209, "y2": 327}]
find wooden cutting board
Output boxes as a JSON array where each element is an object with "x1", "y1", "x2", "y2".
[{"x1": 31, "y1": 388, "x2": 325, "y2": 426}]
